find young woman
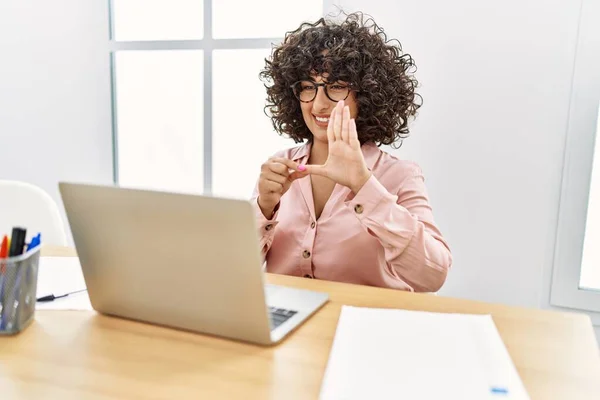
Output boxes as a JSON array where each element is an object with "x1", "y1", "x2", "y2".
[{"x1": 252, "y1": 12, "x2": 452, "y2": 292}]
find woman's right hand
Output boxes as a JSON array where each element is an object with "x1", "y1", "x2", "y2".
[{"x1": 257, "y1": 157, "x2": 308, "y2": 219}]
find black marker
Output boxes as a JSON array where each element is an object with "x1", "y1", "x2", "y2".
[{"x1": 8, "y1": 227, "x2": 27, "y2": 257}]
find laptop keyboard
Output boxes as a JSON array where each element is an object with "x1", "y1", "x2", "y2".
[{"x1": 268, "y1": 306, "x2": 298, "y2": 330}]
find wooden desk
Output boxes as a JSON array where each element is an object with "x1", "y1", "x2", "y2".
[{"x1": 1, "y1": 246, "x2": 599, "y2": 399}]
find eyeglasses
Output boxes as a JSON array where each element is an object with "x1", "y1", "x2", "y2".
[{"x1": 290, "y1": 81, "x2": 353, "y2": 103}]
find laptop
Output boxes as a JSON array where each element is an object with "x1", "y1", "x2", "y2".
[{"x1": 58, "y1": 182, "x2": 329, "y2": 345}]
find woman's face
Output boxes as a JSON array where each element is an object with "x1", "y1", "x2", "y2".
[{"x1": 299, "y1": 74, "x2": 359, "y2": 144}]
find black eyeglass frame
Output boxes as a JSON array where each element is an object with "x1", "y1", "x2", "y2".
[{"x1": 290, "y1": 81, "x2": 356, "y2": 103}]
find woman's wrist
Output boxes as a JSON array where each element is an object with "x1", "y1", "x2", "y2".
[
  {"x1": 350, "y1": 171, "x2": 372, "y2": 194},
  {"x1": 257, "y1": 197, "x2": 277, "y2": 219}
]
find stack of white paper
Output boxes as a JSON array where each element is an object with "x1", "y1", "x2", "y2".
[
  {"x1": 35, "y1": 257, "x2": 93, "y2": 311},
  {"x1": 320, "y1": 306, "x2": 529, "y2": 400}
]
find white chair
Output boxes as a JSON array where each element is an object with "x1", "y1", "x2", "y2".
[{"x1": 0, "y1": 180, "x2": 67, "y2": 246}]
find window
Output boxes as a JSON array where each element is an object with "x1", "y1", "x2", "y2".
[
  {"x1": 110, "y1": 0, "x2": 323, "y2": 198},
  {"x1": 551, "y1": 0, "x2": 600, "y2": 312},
  {"x1": 112, "y1": 0, "x2": 204, "y2": 41},
  {"x1": 580, "y1": 110, "x2": 600, "y2": 292},
  {"x1": 114, "y1": 50, "x2": 204, "y2": 194}
]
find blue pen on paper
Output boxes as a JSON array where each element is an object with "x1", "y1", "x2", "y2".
[{"x1": 490, "y1": 387, "x2": 509, "y2": 395}]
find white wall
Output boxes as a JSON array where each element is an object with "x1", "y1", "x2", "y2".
[
  {"x1": 0, "y1": 0, "x2": 113, "y2": 243},
  {"x1": 329, "y1": 0, "x2": 599, "y2": 343}
]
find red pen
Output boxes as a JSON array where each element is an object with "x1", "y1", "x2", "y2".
[{"x1": 0, "y1": 235, "x2": 8, "y2": 274}]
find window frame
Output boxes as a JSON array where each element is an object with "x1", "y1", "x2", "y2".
[
  {"x1": 108, "y1": 0, "x2": 321, "y2": 194},
  {"x1": 551, "y1": 0, "x2": 600, "y2": 312}
]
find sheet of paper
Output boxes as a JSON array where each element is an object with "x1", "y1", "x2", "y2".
[
  {"x1": 319, "y1": 306, "x2": 530, "y2": 400},
  {"x1": 35, "y1": 257, "x2": 93, "y2": 311}
]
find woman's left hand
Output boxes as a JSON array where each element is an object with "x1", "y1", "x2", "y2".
[{"x1": 304, "y1": 100, "x2": 372, "y2": 193}]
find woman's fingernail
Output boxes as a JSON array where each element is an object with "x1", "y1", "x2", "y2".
[{"x1": 298, "y1": 165, "x2": 306, "y2": 171}]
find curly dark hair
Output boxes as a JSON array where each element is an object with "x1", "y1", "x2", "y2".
[{"x1": 260, "y1": 11, "x2": 422, "y2": 147}]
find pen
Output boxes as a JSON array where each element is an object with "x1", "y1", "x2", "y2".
[
  {"x1": 37, "y1": 289, "x2": 87, "y2": 302},
  {"x1": 26, "y1": 233, "x2": 41, "y2": 252},
  {"x1": 9, "y1": 227, "x2": 27, "y2": 257},
  {"x1": 0, "y1": 235, "x2": 8, "y2": 273},
  {"x1": 1, "y1": 227, "x2": 28, "y2": 330},
  {"x1": 24, "y1": 233, "x2": 41, "y2": 286},
  {"x1": 0, "y1": 235, "x2": 8, "y2": 327},
  {"x1": 23, "y1": 233, "x2": 41, "y2": 311}
]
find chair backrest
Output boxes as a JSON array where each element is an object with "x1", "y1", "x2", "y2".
[{"x1": 0, "y1": 180, "x2": 67, "y2": 246}]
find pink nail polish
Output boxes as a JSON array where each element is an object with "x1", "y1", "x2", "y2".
[{"x1": 298, "y1": 165, "x2": 306, "y2": 171}]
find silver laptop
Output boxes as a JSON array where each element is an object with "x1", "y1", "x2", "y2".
[{"x1": 58, "y1": 182, "x2": 328, "y2": 345}]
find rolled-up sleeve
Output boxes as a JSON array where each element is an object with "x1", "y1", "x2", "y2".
[{"x1": 345, "y1": 171, "x2": 452, "y2": 292}]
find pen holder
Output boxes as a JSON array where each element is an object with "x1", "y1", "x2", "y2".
[{"x1": 0, "y1": 247, "x2": 41, "y2": 335}]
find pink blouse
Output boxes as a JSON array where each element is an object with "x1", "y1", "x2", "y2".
[{"x1": 251, "y1": 142, "x2": 452, "y2": 292}]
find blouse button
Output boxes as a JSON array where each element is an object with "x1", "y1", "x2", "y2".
[
  {"x1": 310, "y1": 221, "x2": 316, "y2": 229},
  {"x1": 354, "y1": 204, "x2": 364, "y2": 214},
  {"x1": 304, "y1": 274, "x2": 313, "y2": 279},
  {"x1": 265, "y1": 224, "x2": 273, "y2": 231},
  {"x1": 302, "y1": 250, "x2": 311, "y2": 259}
]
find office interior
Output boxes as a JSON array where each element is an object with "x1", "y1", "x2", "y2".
[{"x1": 0, "y1": 1, "x2": 599, "y2": 399}]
